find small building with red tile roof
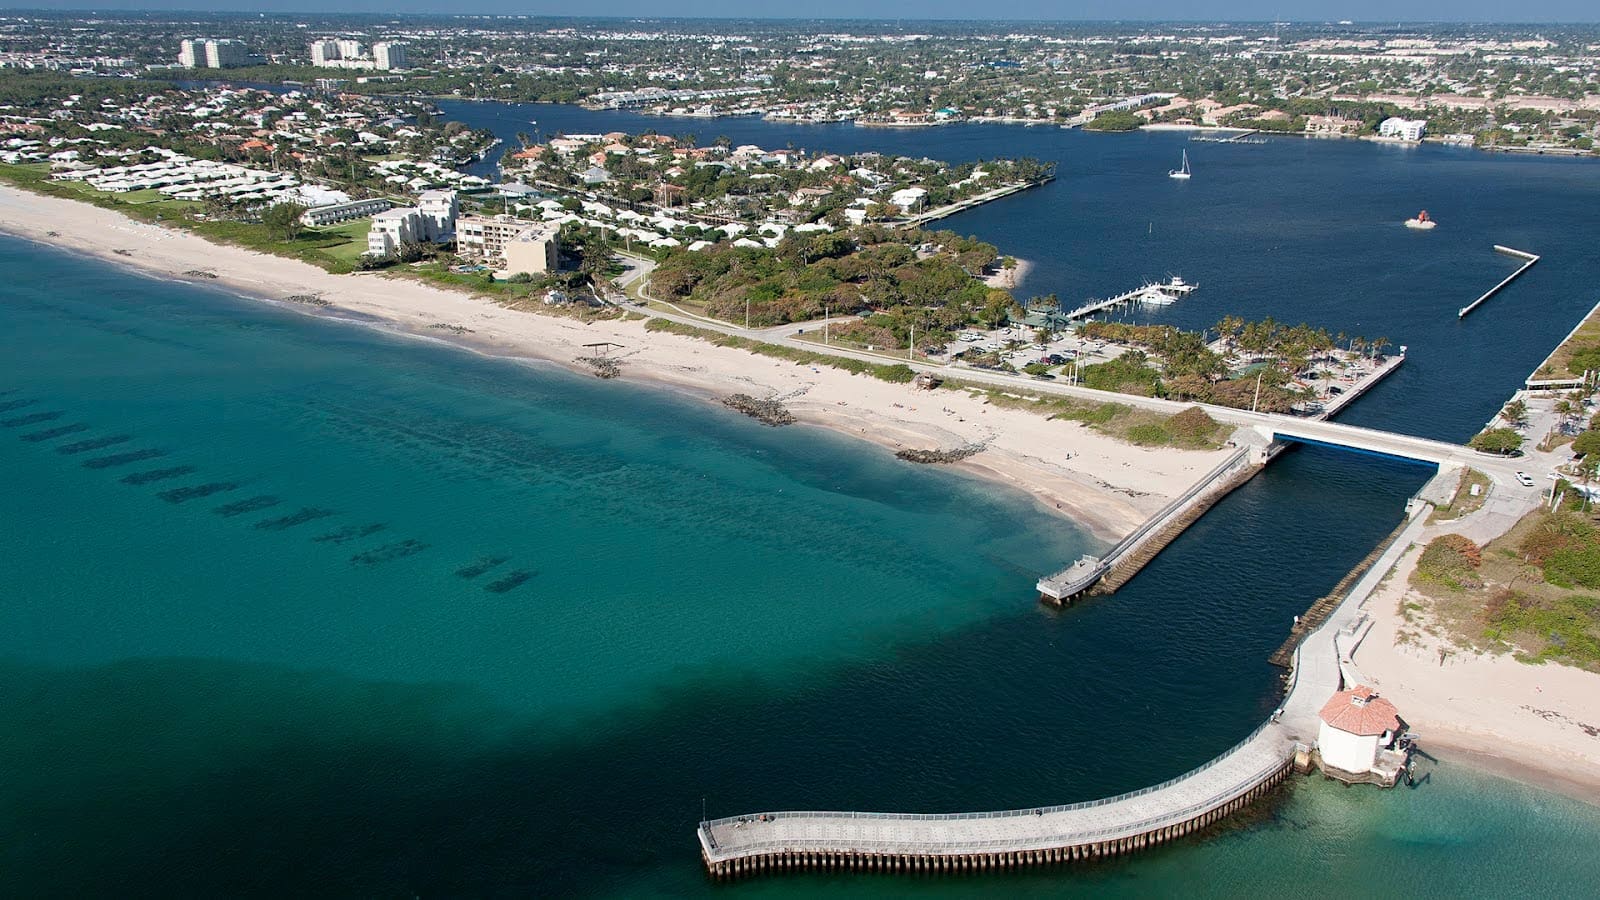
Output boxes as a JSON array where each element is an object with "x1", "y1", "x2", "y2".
[{"x1": 1317, "y1": 685, "x2": 1409, "y2": 785}]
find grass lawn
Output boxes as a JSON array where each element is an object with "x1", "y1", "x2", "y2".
[
  {"x1": 311, "y1": 219, "x2": 372, "y2": 266},
  {"x1": 1536, "y1": 300, "x2": 1600, "y2": 379}
]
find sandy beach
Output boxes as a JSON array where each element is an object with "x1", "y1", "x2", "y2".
[
  {"x1": 984, "y1": 256, "x2": 1034, "y2": 291},
  {"x1": 0, "y1": 186, "x2": 1228, "y2": 543},
  {"x1": 1352, "y1": 530, "x2": 1600, "y2": 803}
]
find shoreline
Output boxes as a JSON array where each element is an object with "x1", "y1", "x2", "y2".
[
  {"x1": 5, "y1": 188, "x2": 1597, "y2": 809},
  {"x1": 984, "y1": 256, "x2": 1034, "y2": 291},
  {"x1": 0, "y1": 184, "x2": 1227, "y2": 545},
  {"x1": 1351, "y1": 534, "x2": 1600, "y2": 808}
]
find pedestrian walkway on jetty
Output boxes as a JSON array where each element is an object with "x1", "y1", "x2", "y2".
[
  {"x1": 1037, "y1": 445, "x2": 1256, "y2": 603},
  {"x1": 696, "y1": 503, "x2": 1434, "y2": 879}
]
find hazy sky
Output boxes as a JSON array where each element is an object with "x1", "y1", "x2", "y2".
[{"x1": 4, "y1": 1, "x2": 1597, "y2": 22}]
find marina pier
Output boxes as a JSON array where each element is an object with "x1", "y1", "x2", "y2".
[{"x1": 1064, "y1": 278, "x2": 1197, "y2": 320}]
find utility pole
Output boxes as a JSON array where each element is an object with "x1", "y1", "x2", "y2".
[
  {"x1": 909, "y1": 323, "x2": 915, "y2": 361},
  {"x1": 1252, "y1": 368, "x2": 1265, "y2": 413},
  {"x1": 744, "y1": 297, "x2": 750, "y2": 330},
  {"x1": 824, "y1": 304, "x2": 829, "y2": 345}
]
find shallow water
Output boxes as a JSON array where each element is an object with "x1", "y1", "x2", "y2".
[{"x1": 4, "y1": 111, "x2": 1600, "y2": 895}]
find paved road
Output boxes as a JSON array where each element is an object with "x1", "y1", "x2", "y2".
[{"x1": 608, "y1": 252, "x2": 1558, "y2": 496}]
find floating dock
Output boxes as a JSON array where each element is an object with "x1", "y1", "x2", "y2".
[
  {"x1": 1458, "y1": 246, "x2": 1539, "y2": 319},
  {"x1": 1190, "y1": 129, "x2": 1266, "y2": 144}
]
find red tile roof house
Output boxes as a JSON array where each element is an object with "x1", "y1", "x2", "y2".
[{"x1": 1315, "y1": 685, "x2": 1411, "y2": 786}]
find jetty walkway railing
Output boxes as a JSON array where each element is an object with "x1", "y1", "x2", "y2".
[
  {"x1": 1103, "y1": 446, "x2": 1249, "y2": 563},
  {"x1": 697, "y1": 717, "x2": 1298, "y2": 873},
  {"x1": 1038, "y1": 446, "x2": 1251, "y2": 601}
]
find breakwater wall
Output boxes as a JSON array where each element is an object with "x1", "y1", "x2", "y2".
[{"x1": 1458, "y1": 246, "x2": 1539, "y2": 319}]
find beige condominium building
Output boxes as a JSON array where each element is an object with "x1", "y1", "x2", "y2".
[{"x1": 457, "y1": 214, "x2": 559, "y2": 276}]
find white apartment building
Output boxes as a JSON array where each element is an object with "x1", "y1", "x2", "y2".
[
  {"x1": 417, "y1": 189, "x2": 459, "y2": 240},
  {"x1": 309, "y1": 40, "x2": 340, "y2": 67},
  {"x1": 373, "y1": 43, "x2": 408, "y2": 71},
  {"x1": 456, "y1": 214, "x2": 559, "y2": 276},
  {"x1": 178, "y1": 39, "x2": 249, "y2": 69},
  {"x1": 367, "y1": 208, "x2": 423, "y2": 257},
  {"x1": 309, "y1": 38, "x2": 408, "y2": 71},
  {"x1": 364, "y1": 189, "x2": 458, "y2": 258},
  {"x1": 1378, "y1": 116, "x2": 1426, "y2": 141},
  {"x1": 300, "y1": 197, "x2": 391, "y2": 227}
]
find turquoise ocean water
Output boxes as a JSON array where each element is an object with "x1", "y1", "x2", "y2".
[{"x1": 5, "y1": 116, "x2": 1600, "y2": 895}]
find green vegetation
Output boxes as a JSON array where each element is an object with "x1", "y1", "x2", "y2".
[
  {"x1": 959, "y1": 387, "x2": 1228, "y2": 449},
  {"x1": 648, "y1": 225, "x2": 1009, "y2": 331},
  {"x1": 1468, "y1": 427, "x2": 1525, "y2": 455},
  {"x1": 1481, "y1": 590, "x2": 1600, "y2": 666},
  {"x1": 1430, "y1": 468, "x2": 1492, "y2": 522},
  {"x1": 261, "y1": 202, "x2": 308, "y2": 242},
  {"x1": 1083, "y1": 110, "x2": 1143, "y2": 132},
  {"x1": 1071, "y1": 317, "x2": 1385, "y2": 413},
  {"x1": 1409, "y1": 510, "x2": 1600, "y2": 671},
  {"x1": 1413, "y1": 534, "x2": 1484, "y2": 591},
  {"x1": 1079, "y1": 351, "x2": 1163, "y2": 396}
]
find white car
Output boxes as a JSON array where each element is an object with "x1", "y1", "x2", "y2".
[{"x1": 1515, "y1": 471, "x2": 1536, "y2": 487}]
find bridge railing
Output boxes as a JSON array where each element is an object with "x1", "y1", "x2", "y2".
[
  {"x1": 703, "y1": 716, "x2": 1283, "y2": 834},
  {"x1": 1099, "y1": 446, "x2": 1250, "y2": 562},
  {"x1": 1269, "y1": 418, "x2": 1464, "y2": 455},
  {"x1": 701, "y1": 737, "x2": 1292, "y2": 856}
]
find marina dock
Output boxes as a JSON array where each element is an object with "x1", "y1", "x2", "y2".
[
  {"x1": 1313, "y1": 352, "x2": 1405, "y2": 420},
  {"x1": 1458, "y1": 246, "x2": 1539, "y2": 319},
  {"x1": 1189, "y1": 129, "x2": 1266, "y2": 144},
  {"x1": 1065, "y1": 277, "x2": 1197, "y2": 320},
  {"x1": 899, "y1": 174, "x2": 1055, "y2": 229}
]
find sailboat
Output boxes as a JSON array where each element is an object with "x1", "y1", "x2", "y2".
[{"x1": 1169, "y1": 149, "x2": 1192, "y2": 180}]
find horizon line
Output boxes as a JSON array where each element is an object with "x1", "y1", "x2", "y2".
[{"x1": 3, "y1": 9, "x2": 1598, "y2": 27}]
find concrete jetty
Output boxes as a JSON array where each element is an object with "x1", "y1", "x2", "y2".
[
  {"x1": 1037, "y1": 445, "x2": 1256, "y2": 604},
  {"x1": 1458, "y1": 246, "x2": 1539, "y2": 319},
  {"x1": 696, "y1": 497, "x2": 1435, "y2": 880}
]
